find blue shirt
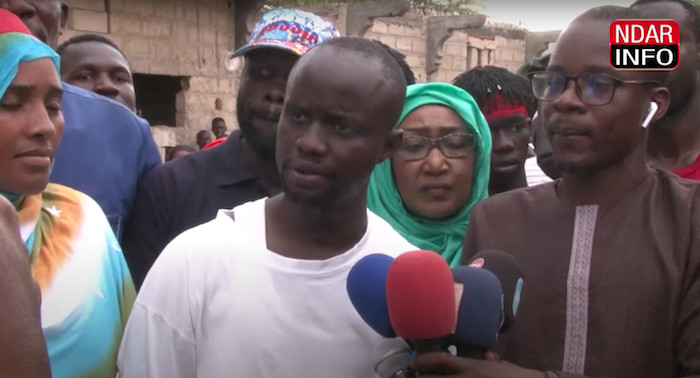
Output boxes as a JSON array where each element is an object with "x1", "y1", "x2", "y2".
[{"x1": 50, "y1": 83, "x2": 162, "y2": 240}]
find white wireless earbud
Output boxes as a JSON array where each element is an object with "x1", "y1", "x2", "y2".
[{"x1": 642, "y1": 101, "x2": 659, "y2": 129}]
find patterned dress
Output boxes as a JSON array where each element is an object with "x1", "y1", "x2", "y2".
[{"x1": 16, "y1": 183, "x2": 135, "y2": 378}]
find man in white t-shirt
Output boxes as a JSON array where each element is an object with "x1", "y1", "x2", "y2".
[{"x1": 116, "y1": 37, "x2": 415, "y2": 378}]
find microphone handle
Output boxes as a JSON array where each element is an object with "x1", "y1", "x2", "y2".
[
  {"x1": 456, "y1": 344, "x2": 485, "y2": 359},
  {"x1": 411, "y1": 337, "x2": 451, "y2": 354},
  {"x1": 411, "y1": 337, "x2": 452, "y2": 376},
  {"x1": 388, "y1": 367, "x2": 417, "y2": 377}
]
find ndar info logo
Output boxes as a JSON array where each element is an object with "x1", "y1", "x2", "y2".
[{"x1": 610, "y1": 19, "x2": 679, "y2": 70}]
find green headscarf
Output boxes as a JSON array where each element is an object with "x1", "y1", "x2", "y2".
[{"x1": 367, "y1": 82, "x2": 492, "y2": 267}]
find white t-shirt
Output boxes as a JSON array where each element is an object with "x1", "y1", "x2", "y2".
[
  {"x1": 117, "y1": 198, "x2": 416, "y2": 378},
  {"x1": 525, "y1": 156, "x2": 553, "y2": 187}
]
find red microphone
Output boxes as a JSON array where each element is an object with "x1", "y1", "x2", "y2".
[{"x1": 386, "y1": 250, "x2": 456, "y2": 356}]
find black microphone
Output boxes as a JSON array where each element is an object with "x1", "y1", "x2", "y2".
[
  {"x1": 372, "y1": 338, "x2": 416, "y2": 378},
  {"x1": 467, "y1": 250, "x2": 524, "y2": 333},
  {"x1": 451, "y1": 266, "x2": 503, "y2": 359}
]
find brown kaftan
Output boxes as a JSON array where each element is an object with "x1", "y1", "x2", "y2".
[{"x1": 462, "y1": 169, "x2": 700, "y2": 378}]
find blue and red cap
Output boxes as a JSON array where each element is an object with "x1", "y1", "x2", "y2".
[{"x1": 232, "y1": 8, "x2": 340, "y2": 58}]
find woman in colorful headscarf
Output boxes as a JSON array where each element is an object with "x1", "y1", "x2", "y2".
[
  {"x1": 0, "y1": 9, "x2": 135, "y2": 378},
  {"x1": 368, "y1": 82, "x2": 492, "y2": 267}
]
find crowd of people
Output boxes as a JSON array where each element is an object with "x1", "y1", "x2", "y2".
[{"x1": 1, "y1": 0, "x2": 699, "y2": 377}]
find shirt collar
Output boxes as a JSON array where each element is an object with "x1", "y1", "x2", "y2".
[{"x1": 214, "y1": 129, "x2": 260, "y2": 186}]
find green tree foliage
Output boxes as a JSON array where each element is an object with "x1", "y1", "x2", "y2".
[{"x1": 265, "y1": 0, "x2": 483, "y2": 14}]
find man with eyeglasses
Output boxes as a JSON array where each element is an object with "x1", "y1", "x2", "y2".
[
  {"x1": 631, "y1": 0, "x2": 700, "y2": 180},
  {"x1": 411, "y1": 6, "x2": 700, "y2": 378}
]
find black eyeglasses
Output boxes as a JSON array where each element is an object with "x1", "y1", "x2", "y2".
[
  {"x1": 530, "y1": 71, "x2": 659, "y2": 106},
  {"x1": 396, "y1": 132, "x2": 475, "y2": 161}
]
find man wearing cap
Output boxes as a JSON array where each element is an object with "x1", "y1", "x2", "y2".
[{"x1": 121, "y1": 9, "x2": 340, "y2": 288}]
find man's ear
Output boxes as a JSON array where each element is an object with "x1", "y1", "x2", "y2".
[
  {"x1": 526, "y1": 116, "x2": 535, "y2": 145},
  {"x1": 60, "y1": 2, "x2": 68, "y2": 29},
  {"x1": 378, "y1": 129, "x2": 403, "y2": 164},
  {"x1": 649, "y1": 86, "x2": 671, "y2": 123}
]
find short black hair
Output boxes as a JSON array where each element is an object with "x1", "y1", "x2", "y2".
[
  {"x1": 319, "y1": 37, "x2": 408, "y2": 93},
  {"x1": 167, "y1": 145, "x2": 197, "y2": 161},
  {"x1": 373, "y1": 40, "x2": 416, "y2": 85},
  {"x1": 516, "y1": 63, "x2": 534, "y2": 77},
  {"x1": 196, "y1": 130, "x2": 210, "y2": 138},
  {"x1": 570, "y1": 6, "x2": 670, "y2": 84},
  {"x1": 298, "y1": 37, "x2": 407, "y2": 133},
  {"x1": 573, "y1": 5, "x2": 644, "y2": 23},
  {"x1": 453, "y1": 66, "x2": 537, "y2": 116},
  {"x1": 211, "y1": 117, "x2": 225, "y2": 127},
  {"x1": 56, "y1": 34, "x2": 129, "y2": 63},
  {"x1": 631, "y1": 0, "x2": 700, "y2": 41}
]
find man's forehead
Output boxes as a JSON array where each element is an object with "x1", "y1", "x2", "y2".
[
  {"x1": 63, "y1": 43, "x2": 130, "y2": 69},
  {"x1": 65, "y1": 41, "x2": 121, "y2": 58},
  {"x1": 285, "y1": 48, "x2": 392, "y2": 114},
  {"x1": 548, "y1": 20, "x2": 611, "y2": 69},
  {"x1": 245, "y1": 48, "x2": 299, "y2": 64}
]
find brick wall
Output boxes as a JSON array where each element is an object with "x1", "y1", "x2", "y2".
[
  {"x1": 362, "y1": 12, "x2": 527, "y2": 84},
  {"x1": 364, "y1": 16, "x2": 427, "y2": 82},
  {"x1": 489, "y1": 22, "x2": 528, "y2": 73},
  {"x1": 62, "y1": 0, "x2": 237, "y2": 157},
  {"x1": 62, "y1": 1, "x2": 530, "y2": 149}
]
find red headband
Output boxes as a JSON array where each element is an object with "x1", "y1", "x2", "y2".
[
  {"x1": 482, "y1": 92, "x2": 529, "y2": 121},
  {"x1": 0, "y1": 9, "x2": 34, "y2": 36}
]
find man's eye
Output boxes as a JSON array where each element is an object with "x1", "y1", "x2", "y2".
[
  {"x1": 0, "y1": 103, "x2": 22, "y2": 111},
  {"x1": 288, "y1": 111, "x2": 307, "y2": 123}
]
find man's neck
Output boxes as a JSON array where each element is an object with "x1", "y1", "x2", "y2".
[
  {"x1": 240, "y1": 138, "x2": 281, "y2": 196},
  {"x1": 647, "y1": 86, "x2": 700, "y2": 171},
  {"x1": 489, "y1": 168, "x2": 528, "y2": 195},
  {"x1": 557, "y1": 144, "x2": 650, "y2": 208},
  {"x1": 265, "y1": 194, "x2": 369, "y2": 260}
]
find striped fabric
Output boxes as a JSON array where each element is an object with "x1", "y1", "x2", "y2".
[
  {"x1": 525, "y1": 156, "x2": 553, "y2": 187},
  {"x1": 17, "y1": 183, "x2": 136, "y2": 378}
]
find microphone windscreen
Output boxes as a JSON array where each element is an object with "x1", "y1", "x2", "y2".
[
  {"x1": 347, "y1": 253, "x2": 395, "y2": 338},
  {"x1": 386, "y1": 250, "x2": 456, "y2": 340},
  {"x1": 452, "y1": 266, "x2": 503, "y2": 351},
  {"x1": 372, "y1": 338, "x2": 412, "y2": 378},
  {"x1": 467, "y1": 250, "x2": 524, "y2": 332}
]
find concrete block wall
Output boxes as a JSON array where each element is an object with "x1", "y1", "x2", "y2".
[
  {"x1": 62, "y1": 0, "x2": 238, "y2": 153},
  {"x1": 494, "y1": 34, "x2": 527, "y2": 73},
  {"x1": 363, "y1": 12, "x2": 526, "y2": 84},
  {"x1": 364, "y1": 16, "x2": 427, "y2": 83},
  {"x1": 62, "y1": 1, "x2": 530, "y2": 147},
  {"x1": 433, "y1": 30, "x2": 469, "y2": 83}
]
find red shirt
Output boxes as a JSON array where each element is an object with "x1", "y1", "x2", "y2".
[
  {"x1": 673, "y1": 153, "x2": 700, "y2": 180},
  {"x1": 202, "y1": 136, "x2": 227, "y2": 150}
]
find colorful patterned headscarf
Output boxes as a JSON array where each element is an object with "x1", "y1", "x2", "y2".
[
  {"x1": 368, "y1": 83, "x2": 492, "y2": 267},
  {"x1": 0, "y1": 8, "x2": 59, "y2": 99}
]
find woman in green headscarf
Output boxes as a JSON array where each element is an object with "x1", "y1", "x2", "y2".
[{"x1": 368, "y1": 82, "x2": 492, "y2": 267}]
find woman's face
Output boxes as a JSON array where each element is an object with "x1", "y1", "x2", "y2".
[
  {"x1": 392, "y1": 105, "x2": 476, "y2": 220},
  {"x1": 0, "y1": 58, "x2": 64, "y2": 195}
]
